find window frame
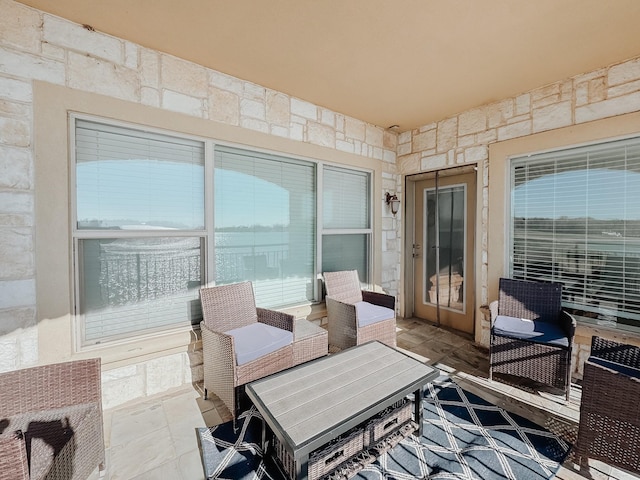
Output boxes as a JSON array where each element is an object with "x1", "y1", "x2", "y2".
[
  {"x1": 70, "y1": 114, "x2": 212, "y2": 347},
  {"x1": 507, "y1": 135, "x2": 640, "y2": 333},
  {"x1": 319, "y1": 163, "x2": 374, "y2": 286},
  {"x1": 69, "y1": 113, "x2": 375, "y2": 347},
  {"x1": 212, "y1": 144, "x2": 319, "y2": 307}
]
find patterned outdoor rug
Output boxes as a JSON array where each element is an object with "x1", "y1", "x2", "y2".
[{"x1": 197, "y1": 377, "x2": 571, "y2": 480}]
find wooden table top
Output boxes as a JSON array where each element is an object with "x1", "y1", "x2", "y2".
[{"x1": 246, "y1": 341, "x2": 438, "y2": 456}]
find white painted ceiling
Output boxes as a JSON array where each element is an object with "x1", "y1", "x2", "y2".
[{"x1": 17, "y1": 0, "x2": 640, "y2": 132}]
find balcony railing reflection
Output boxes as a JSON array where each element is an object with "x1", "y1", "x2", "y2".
[{"x1": 216, "y1": 243, "x2": 291, "y2": 282}]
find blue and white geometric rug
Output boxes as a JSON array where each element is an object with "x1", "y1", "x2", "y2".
[{"x1": 197, "y1": 377, "x2": 571, "y2": 480}]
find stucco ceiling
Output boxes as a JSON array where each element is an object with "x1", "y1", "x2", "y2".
[{"x1": 17, "y1": 0, "x2": 640, "y2": 132}]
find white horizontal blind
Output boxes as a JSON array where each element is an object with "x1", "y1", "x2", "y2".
[
  {"x1": 323, "y1": 166, "x2": 370, "y2": 229},
  {"x1": 321, "y1": 166, "x2": 371, "y2": 282},
  {"x1": 74, "y1": 119, "x2": 205, "y2": 345},
  {"x1": 511, "y1": 136, "x2": 640, "y2": 328},
  {"x1": 79, "y1": 237, "x2": 203, "y2": 343},
  {"x1": 214, "y1": 146, "x2": 316, "y2": 307},
  {"x1": 76, "y1": 119, "x2": 205, "y2": 230},
  {"x1": 322, "y1": 234, "x2": 369, "y2": 277}
]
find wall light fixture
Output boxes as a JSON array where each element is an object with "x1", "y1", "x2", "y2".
[{"x1": 385, "y1": 192, "x2": 400, "y2": 215}]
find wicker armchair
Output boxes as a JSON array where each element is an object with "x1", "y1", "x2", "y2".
[
  {"x1": 323, "y1": 270, "x2": 397, "y2": 351},
  {"x1": 489, "y1": 277, "x2": 575, "y2": 401},
  {"x1": 0, "y1": 359, "x2": 105, "y2": 480},
  {"x1": 200, "y1": 281, "x2": 295, "y2": 420},
  {"x1": 575, "y1": 336, "x2": 640, "y2": 474}
]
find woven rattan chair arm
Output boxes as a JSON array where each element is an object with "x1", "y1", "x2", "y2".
[
  {"x1": 70, "y1": 403, "x2": 107, "y2": 480},
  {"x1": 0, "y1": 359, "x2": 102, "y2": 418},
  {"x1": 201, "y1": 321, "x2": 236, "y2": 364},
  {"x1": 362, "y1": 290, "x2": 395, "y2": 310},
  {"x1": 257, "y1": 308, "x2": 295, "y2": 333},
  {"x1": 577, "y1": 357, "x2": 640, "y2": 472},
  {"x1": 0, "y1": 434, "x2": 29, "y2": 480},
  {"x1": 0, "y1": 359, "x2": 105, "y2": 480},
  {"x1": 488, "y1": 300, "x2": 499, "y2": 325},
  {"x1": 326, "y1": 296, "x2": 358, "y2": 329},
  {"x1": 582, "y1": 359, "x2": 640, "y2": 415},
  {"x1": 559, "y1": 309, "x2": 577, "y2": 338}
]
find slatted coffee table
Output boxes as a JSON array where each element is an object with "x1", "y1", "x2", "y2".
[{"x1": 246, "y1": 341, "x2": 438, "y2": 480}]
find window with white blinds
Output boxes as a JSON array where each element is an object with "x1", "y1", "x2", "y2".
[
  {"x1": 79, "y1": 237, "x2": 203, "y2": 343},
  {"x1": 74, "y1": 119, "x2": 205, "y2": 345},
  {"x1": 323, "y1": 166, "x2": 370, "y2": 229},
  {"x1": 72, "y1": 117, "x2": 374, "y2": 346},
  {"x1": 511, "y1": 136, "x2": 640, "y2": 330},
  {"x1": 322, "y1": 166, "x2": 371, "y2": 283},
  {"x1": 75, "y1": 119, "x2": 205, "y2": 230},
  {"x1": 214, "y1": 146, "x2": 317, "y2": 307}
]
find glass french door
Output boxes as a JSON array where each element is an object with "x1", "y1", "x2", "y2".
[{"x1": 413, "y1": 171, "x2": 475, "y2": 334}]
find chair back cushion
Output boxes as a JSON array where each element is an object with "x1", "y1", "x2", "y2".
[
  {"x1": 354, "y1": 302, "x2": 395, "y2": 327},
  {"x1": 323, "y1": 270, "x2": 363, "y2": 304},
  {"x1": 498, "y1": 277, "x2": 562, "y2": 323},
  {"x1": 200, "y1": 282, "x2": 258, "y2": 332},
  {"x1": 227, "y1": 323, "x2": 293, "y2": 365}
]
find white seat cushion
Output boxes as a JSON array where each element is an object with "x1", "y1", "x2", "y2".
[
  {"x1": 355, "y1": 301, "x2": 395, "y2": 327},
  {"x1": 227, "y1": 323, "x2": 293, "y2": 365}
]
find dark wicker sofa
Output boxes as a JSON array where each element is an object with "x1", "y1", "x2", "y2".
[{"x1": 0, "y1": 359, "x2": 105, "y2": 480}]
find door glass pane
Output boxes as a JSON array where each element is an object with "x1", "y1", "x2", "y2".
[{"x1": 424, "y1": 186, "x2": 465, "y2": 311}]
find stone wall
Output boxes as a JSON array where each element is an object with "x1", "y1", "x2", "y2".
[
  {"x1": 0, "y1": 0, "x2": 397, "y2": 407},
  {"x1": 398, "y1": 53, "x2": 640, "y2": 376},
  {"x1": 3, "y1": 0, "x2": 640, "y2": 399}
]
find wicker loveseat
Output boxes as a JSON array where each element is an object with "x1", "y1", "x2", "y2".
[{"x1": 0, "y1": 358, "x2": 105, "y2": 480}]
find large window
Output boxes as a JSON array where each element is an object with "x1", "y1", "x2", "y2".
[
  {"x1": 74, "y1": 119, "x2": 206, "y2": 345},
  {"x1": 73, "y1": 118, "x2": 372, "y2": 345},
  {"x1": 214, "y1": 146, "x2": 316, "y2": 307},
  {"x1": 321, "y1": 166, "x2": 372, "y2": 282},
  {"x1": 510, "y1": 136, "x2": 640, "y2": 331}
]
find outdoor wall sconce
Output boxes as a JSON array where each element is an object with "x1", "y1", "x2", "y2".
[{"x1": 385, "y1": 192, "x2": 400, "y2": 215}]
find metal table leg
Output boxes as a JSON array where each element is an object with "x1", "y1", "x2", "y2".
[{"x1": 414, "y1": 387, "x2": 424, "y2": 437}]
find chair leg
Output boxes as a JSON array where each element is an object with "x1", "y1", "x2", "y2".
[
  {"x1": 564, "y1": 352, "x2": 572, "y2": 402},
  {"x1": 488, "y1": 341, "x2": 493, "y2": 381},
  {"x1": 204, "y1": 388, "x2": 208, "y2": 400},
  {"x1": 233, "y1": 386, "x2": 240, "y2": 433}
]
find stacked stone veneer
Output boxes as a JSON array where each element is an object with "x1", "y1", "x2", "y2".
[
  {"x1": 0, "y1": 0, "x2": 397, "y2": 408},
  {"x1": 397, "y1": 55, "x2": 640, "y2": 377},
  {"x1": 3, "y1": 0, "x2": 640, "y2": 402}
]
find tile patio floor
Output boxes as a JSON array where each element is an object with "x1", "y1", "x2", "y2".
[{"x1": 100, "y1": 318, "x2": 639, "y2": 480}]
